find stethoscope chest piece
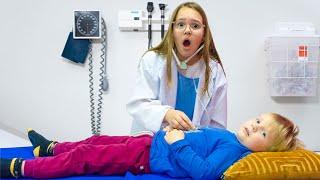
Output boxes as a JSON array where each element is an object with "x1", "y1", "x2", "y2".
[
  {"x1": 180, "y1": 62, "x2": 188, "y2": 70},
  {"x1": 172, "y1": 44, "x2": 204, "y2": 70}
]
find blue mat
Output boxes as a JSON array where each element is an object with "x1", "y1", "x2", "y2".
[{"x1": 0, "y1": 146, "x2": 187, "y2": 180}]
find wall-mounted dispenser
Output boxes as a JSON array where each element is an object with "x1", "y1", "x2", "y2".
[
  {"x1": 118, "y1": 10, "x2": 169, "y2": 31},
  {"x1": 118, "y1": 10, "x2": 144, "y2": 31},
  {"x1": 265, "y1": 22, "x2": 320, "y2": 96}
]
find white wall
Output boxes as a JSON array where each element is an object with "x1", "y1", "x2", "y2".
[
  {"x1": 0, "y1": 129, "x2": 31, "y2": 148},
  {"x1": 0, "y1": 0, "x2": 319, "y2": 150}
]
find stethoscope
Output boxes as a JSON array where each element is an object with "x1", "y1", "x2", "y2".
[
  {"x1": 172, "y1": 44, "x2": 204, "y2": 70},
  {"x1": 172, "y1": 44, "x2": 211, "y2": 129}
]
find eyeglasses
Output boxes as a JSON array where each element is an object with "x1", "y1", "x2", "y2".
[{"x1": 172, "y1": 20, "x2": 205, "y2": 31}]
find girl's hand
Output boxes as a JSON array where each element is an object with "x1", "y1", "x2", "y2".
[
  {"x1": 164, "y1": 109, "x2": 195, "y2": 131},
  {"x1": 164, "y1": 129, "x2": 185, "y2": 145}
]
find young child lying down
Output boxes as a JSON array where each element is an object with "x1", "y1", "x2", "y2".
[{"x1": 0, "y1": 112, "x2": 303, "y2": 179}]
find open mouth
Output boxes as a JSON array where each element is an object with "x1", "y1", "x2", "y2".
[{"x1": 183, "y1": 39, "x2": 191, "y2": 47}]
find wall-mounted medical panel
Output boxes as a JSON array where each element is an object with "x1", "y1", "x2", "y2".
[
  {"x1": 266, "y1": 36, "x2": 320, "y2": 96},
  {"x1": 118, "y1": 10, "x2": 169, "y2": 31}
]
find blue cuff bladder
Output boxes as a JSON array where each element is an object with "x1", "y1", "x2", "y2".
[{"x1": 61, "y1": 32, "x2": 91, "y2": 64}]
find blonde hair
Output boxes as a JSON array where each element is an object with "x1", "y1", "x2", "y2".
[
  {"x1": 148, "y1": 2, "x2": 224, "y2": 94},
  {"x1": 267, "y1": 113, "x2": 304, "y2": 152}
]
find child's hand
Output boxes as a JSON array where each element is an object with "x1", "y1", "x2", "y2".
[
  {"x1": 163, "y1": 126, "x2": 173, "y2": 132},
  {"x1": 164, "y1": 129, "x2": 185, "y2": 145}
]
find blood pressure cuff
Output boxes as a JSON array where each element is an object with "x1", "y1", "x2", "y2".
[{"x1": 61, "y1": 32, "x2": 90, "y2": 64}]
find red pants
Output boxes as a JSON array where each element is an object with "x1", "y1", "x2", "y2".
[{"x1": 24, "y1": 135, "x2": 152, "y2": 178}]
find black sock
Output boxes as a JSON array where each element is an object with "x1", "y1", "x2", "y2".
[
  {"x1": 27, "y1": 129, "x2": 56, "y2": 157},
  {"x1": 0, "y1": 158, "x2": 24, "y2": 178}
]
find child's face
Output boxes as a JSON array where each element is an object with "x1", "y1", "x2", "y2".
[
  {"x1": 173, "y1": 7, "x2": 205, "y2": 60},
  {"x1": 236, "y1": 113, "x2": 277, "y2": 152}
]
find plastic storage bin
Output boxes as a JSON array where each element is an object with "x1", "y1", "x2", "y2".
[{"x1": 266, "y1": 36, "x2": 320, "y2": 96}]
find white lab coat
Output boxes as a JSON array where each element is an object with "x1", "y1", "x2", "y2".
[{"x1": 127, "y1": 51, "x2": 227, "y2": 134}]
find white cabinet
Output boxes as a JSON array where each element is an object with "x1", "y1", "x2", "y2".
[{"x1": 266, "y1": 36, "x2": 319, "y2": 96}]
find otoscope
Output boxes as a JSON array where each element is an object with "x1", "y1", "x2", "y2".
[
  {"x1": 147, "y1": 2, "x2": 154, "y2": 49},
  {"x1": 159, "y1": 3, "x2": 166, "y2": 39}
]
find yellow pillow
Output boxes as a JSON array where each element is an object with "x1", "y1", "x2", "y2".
[{"x1": 223, "y1": 149, "x2": 320, "y2": 180}]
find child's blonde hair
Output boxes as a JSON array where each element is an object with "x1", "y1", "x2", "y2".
[{"x1": 267, "y1": 113, "x2": 304, "y2": 152}]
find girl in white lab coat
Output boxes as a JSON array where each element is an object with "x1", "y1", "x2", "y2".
[{"x1": 127, "y1": 2, "x2": 227, "y2": 134}]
